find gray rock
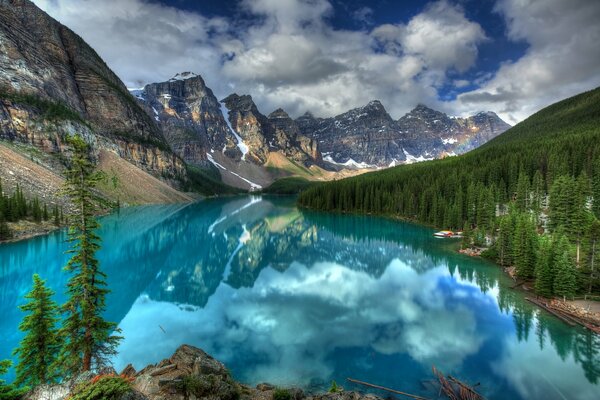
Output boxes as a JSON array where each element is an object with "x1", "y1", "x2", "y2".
[
  {"x1": 0, "y1": 0, "x2": 186, "y2": 182},
  {"x1": 297, "y1": 101, "x2": 511, "y2": 167},
  {"x1": 256, "y1": 383, "x2": 275, "y2": 391},
  {"x1": 221, "y1": 94, "x2": 321, "y2": 166},
  {"x1": 132, "y1": 344, "x2": 241, "y2": 400},
  {"x1": 137, "y1": 74, "x2": 241, "y2": 168}
]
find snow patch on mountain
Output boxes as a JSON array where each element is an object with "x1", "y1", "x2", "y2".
[
  {"x1": 441, "y1": 137, "x2": 458, "y2": 145},
  {"x1": 403, "y1": 149, "x2": 434, "y2": 164},
  {"x1": 169, "y1": 72, "x2": 199, "y2": 82},
  {"x1": 206, "y1": 153, "x2": 262, "y2": 190},
  {"x1": 220, "y1": 103, "x2": 249, "y2": 160},
  {"x1": 323, "y1": 155, "x2": 375, "y2": 169}
]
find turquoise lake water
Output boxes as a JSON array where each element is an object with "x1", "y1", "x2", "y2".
[{"x1": 0, "y1": 196, "x2": 599, "y2": 399}]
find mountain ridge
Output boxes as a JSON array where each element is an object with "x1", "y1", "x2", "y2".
[
  {"x1": 0, "y1": 0, "x2": 190, "y2": 204},
  {"x1": 131, "y1": 71, "x2": 510, "y2": 173}
]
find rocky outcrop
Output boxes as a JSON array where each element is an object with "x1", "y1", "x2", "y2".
[
  {"x1": 297, "y1": 101, "x2": 401, "y2": 167},
  {"x1": 297, "y1": 102, "x2": 510, "y2": 167},
  {"x1": 24, "y1": 345, "x2": 385, "y2": 400},
  {"x1": 267, "y1": 108, "x2": 321, "y2": 165},
  {"x1": 221, "y1": 94, "x2": 274, "y2": 165},
  {"x1": 134, "y1": 73, "x2": 241, "y2": 168},
  {"x1": 132, "y1": 345, "x2": 241, "y2": 400},
  {"x1": 0, "y1": 0, "x2": 186, "y2": 183},
  {"x1": 222, "y1": 94, "x2": 321, "y2": 166},
  {"x1": 395, "y1": 104, "x2": 511, "y2": 160}
]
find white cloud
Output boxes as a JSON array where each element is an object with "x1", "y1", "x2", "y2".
[
  {"x1": 453, "y1": 0, "x2": 600, "y2": 123},
  {"x1": 32, "y1": 0, "x2": 489, "y2": 119},
  {"x1": 373, "y1": 1, "x2": 487, "y2": 74},
  {"x1": 33, "y1": 0, "x2": 599, "y2": 123},
  {"x1": 114, "y1": 259, "x2": 487, "y2": 386},
  {"x1": 33, "y1": 0, "x2": 230, "y2": 90},
  {"x1": 493, "y1": 325, "x2": 599, "y2": 400}
]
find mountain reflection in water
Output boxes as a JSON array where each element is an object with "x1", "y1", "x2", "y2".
[{"x1": 1, "y1": 196, "x2": 599, "y2": 400}]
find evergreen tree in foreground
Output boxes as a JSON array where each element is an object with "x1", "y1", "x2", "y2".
[
  {"x1": 13, "y1": 274, "x2": 61, "y2": 386},
  {"x1": 56, "y1": 135, "x2": 121, "y2": 376},
  {"x1": 0, "y1": 360, "x2": 27, "y2": 400}
]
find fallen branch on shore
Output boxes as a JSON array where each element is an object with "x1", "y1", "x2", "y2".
[
  {"x1": 526, "y1": 297, "x2": 600, "y2": 334},
  {"x1": 432, "y1": 367, "x2": 484, "y2": 400},
  {"x1": 346, "y1": 378, "x2": 431, "y2": 400},
  {"x1": 526, "y1": 297, "x2": 577, "y2": 326}
]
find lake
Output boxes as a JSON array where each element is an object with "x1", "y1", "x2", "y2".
[{"x1": 0, "y1": 196, "x2": 599, "y2": 399}]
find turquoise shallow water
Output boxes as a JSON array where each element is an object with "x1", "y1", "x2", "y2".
[{"x1": 1, "y1": 196, "x2": 599, "y2": 399}]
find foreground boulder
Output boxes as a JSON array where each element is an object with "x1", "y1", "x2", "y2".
[
  {"x1": 132, "y1": 345, "x2": 240, "y2": 400},
  {"x1": 24, "y1": 345, "x2": 384, "y2": 400}
]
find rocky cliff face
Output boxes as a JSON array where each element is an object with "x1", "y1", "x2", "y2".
[
  {"x1": 297, "y1": 102, "x2": 511, "y2": 167},
  {"x1": 0, "y1": 0, "x2": 185, "y2": 181},
  {"x1": 396, "y1": 104, "x2": 511, "y2": 160},
  {"x1": 296, "y1": 101, "x2": 402, "y2": 167},
  {"x1": 133, "y1": 73, "x2": 241, "y2": 168},
  {"x1": 132, "y1": 79, "x2": 321, "y2": 170},
  {"x1": 268, "y1": 108, "x2": 322, "y2": 165},
  {"x1": 222, "y1": 94, "x2": 321, "y2": 166}
]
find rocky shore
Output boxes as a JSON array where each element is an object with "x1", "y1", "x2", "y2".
[
  {"x1": 1, "y1": 220, "x2": 62, "y2": 243},
  {"x1": 25, "y1": 345, "x2": 383, "y2": 400},
  {"x1": 459, "y1": 246, "x2": 600, "y2": 333}
]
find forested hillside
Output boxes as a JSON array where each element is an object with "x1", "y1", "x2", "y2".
[{"x1": 298, "y1": 87, "x2": 600, "y2": 296}]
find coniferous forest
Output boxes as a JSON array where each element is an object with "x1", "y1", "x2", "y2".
[
  {"x1": 299, "y1": 87, "x2": 600, "y2": 297},
  {"x1": 0, "y1": 179, "x2": 63, "y2": 241}
]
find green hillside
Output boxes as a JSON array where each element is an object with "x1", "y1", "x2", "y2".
[{"x1": 298, "y1": 87, "x2": 600, "y2": 295}]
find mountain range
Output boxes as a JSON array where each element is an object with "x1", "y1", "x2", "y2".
[
  {"x1": 131, "y1": 71, "x2": 510, "y2": 186},
  {"x1": 0, "y1": 0, "x2": 510, "y2": 200}
]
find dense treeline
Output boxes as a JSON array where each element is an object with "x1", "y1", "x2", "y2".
[
  {"x1": 263, "y1": 177, "x2": 316, "y2": 194},
  {"x1": 299, "y1": 87, "x2": 600, "y2": 296},
  {"x1": 0, "y1": 179, "x2": 64, "y2": 240}
]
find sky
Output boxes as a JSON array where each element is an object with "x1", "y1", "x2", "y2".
[{"x1": 34, "y1": 0, "x2": 600, "y2": 123}]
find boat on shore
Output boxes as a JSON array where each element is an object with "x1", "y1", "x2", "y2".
[{"x1": 434, "y1": 230, "x2": 463, "y2": 238}]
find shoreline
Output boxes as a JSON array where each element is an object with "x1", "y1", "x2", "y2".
[
  {"x1": 26, "y1": 344, "x2": 481, "y2": 400},
  {"x1": 25, "y1": 345, "x2": 392, "y2": 400},
  {"x1": 1, "y1": 220, "x2": 63, "y2": 244},
  {"x1": 458, "y1": 246, "x2": 600, "y2": 334}
]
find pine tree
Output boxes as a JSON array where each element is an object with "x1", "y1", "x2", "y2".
[
  {"x1": 0, "y1": 360, "x2": 27, "y2": 400},
  {"x1": 531, "y1": 170, "x2": 544, "y2": 219},
  {"x1": 497, "y1": 215, "x2": 514, "y2": 266},
  {"x1": 56, "y1": 135, "x2": 121, "y2": 376},
  {"x1": 31, "y1": 197, "x2": 42, "y2": 223},
  {"x1": 573, "y1": 173, "x2": 592, "y2": 264},
  {"x1": 461, "y1": 221, "x2": 472, "y2": 249},
  {"x1": 593, "y1": 157, "x2": 600, "y2": 219},
  {"x1": 535, "y1": 236, "x2": 554, "y2": 297},
  {"x1": 549, "y1": 175, "x2": 575, "y2": 231},
  {"x1": 514, "y1": 214, "x2": 537, "y2": 278},
  {"x1": 515, "y1": 170, "x2": 530, "y2": 211},
  {"x1": 554, "y1": 250, "x2": 577, "y2": 299},
  {"x1": 42, "y1": 203, "x2": 49, "y2": 222},
  {"x1": 13, "y1": 274, "x2": 61, "y2": 386},
  {"x1": 53, "y1": 205, "x2": 60, "y2": 226},
  {"x1": 587, "y1": 220, "x2": 600, "y2": 293}
]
